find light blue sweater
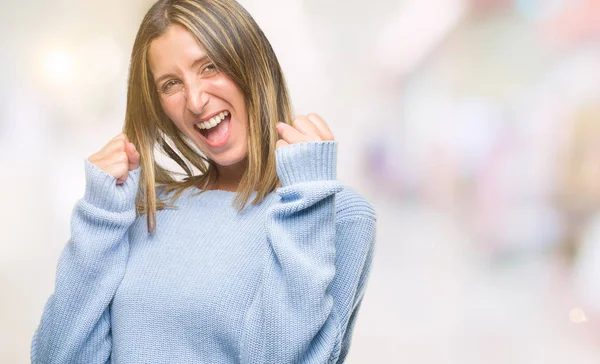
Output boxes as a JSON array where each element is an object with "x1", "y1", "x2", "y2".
[{"x1": 31, "y1": 141, "x2": 377, "y2": 364}]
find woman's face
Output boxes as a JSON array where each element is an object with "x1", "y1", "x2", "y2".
[{"x1": 148, "y1": 24, "x2": 248, "y2": 169}]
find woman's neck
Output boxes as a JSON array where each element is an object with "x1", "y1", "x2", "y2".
[{"x1": 213, "y1": 158, "x2": 248, "y2": 192}]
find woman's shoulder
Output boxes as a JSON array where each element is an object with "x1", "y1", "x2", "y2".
[{"x1": 335, "y1": 186, "x2": 376, "y2": 222}]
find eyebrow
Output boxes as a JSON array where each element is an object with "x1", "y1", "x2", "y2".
[{"x1": 154, "y1": 55, "x2": 210, "y2": 85}]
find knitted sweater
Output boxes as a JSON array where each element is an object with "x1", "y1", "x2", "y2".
[{"x1": 31, "y1": 141, "x2": 377, "y2": 364}]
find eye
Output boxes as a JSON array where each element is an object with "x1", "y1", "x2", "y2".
[
  {"x1": 161, "y1": 79, "x2": 181, "y2": 94},
  {"x1": 202, "y1": 63, "x2": 218, "y2": 75}
]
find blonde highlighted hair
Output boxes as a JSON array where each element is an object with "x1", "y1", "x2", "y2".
[{"x1": 123, "y1": 0, "x2": 293, "y2": 232}]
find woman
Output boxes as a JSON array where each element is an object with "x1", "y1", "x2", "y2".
[{"x1": 31, "y1": 0, "x2": 376, "y2": 363}]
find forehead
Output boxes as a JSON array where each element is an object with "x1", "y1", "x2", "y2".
[{"x1": 148, "y1": 24, "x2": 207, "y2": 74}]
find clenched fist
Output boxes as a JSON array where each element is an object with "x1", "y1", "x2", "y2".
[
  {"x1": 275, "y1": 113, "x2": 335, "y2": 150},
  {"x1": 88, "y1": 133, "x2": 140, "y2": 185}
]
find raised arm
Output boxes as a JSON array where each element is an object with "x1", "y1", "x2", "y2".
[
  {"x1": 31, "y1": 134, "x2": 141, "y2": 364},
  {"x1": 240, "y1": 139, "x2": 376, "y2": 364}
]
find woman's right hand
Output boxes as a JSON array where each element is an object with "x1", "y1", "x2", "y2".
[{"x1": 88, "y1": 133, "x2": 140, "y2": 185}]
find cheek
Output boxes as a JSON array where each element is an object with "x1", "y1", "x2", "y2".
[
  {"x1": 160, "y1": 99, "x2": 185, "y2": 127},
  {"x1": 229, "y1": 90, "x2": 247, "y2": 125},
  {"x1": 211, "y1": 76, "x2": 246, "y2": 112}
]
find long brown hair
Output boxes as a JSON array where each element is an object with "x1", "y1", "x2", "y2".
[{"x1": 123, "y1": 0, "x2": 293, "y2": 232}]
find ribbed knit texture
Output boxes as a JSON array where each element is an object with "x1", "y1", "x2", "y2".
[{"x1": 31, "y1": 141, "x2": 377, "y2": 364}]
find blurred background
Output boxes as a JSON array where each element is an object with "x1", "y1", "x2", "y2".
[{"x1": 2, "y1": 0, "x2": 600, "y2": 362}]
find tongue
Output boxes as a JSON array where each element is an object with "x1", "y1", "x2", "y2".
[{"x1": 206, "y1": 117, "x2": 230, "y2": 143}]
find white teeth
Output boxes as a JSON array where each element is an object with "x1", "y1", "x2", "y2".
[{"x1": 195, "y1": 111, "x2": 230, "y2": 130}]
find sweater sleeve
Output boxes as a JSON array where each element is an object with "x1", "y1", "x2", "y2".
[
  {"x1": 240, "y1": 141, "x2": 377, "y2": 364},
  {"x1": 331, "y1": 203, "x2": 377, "y2": 363},
  {"x1": 31, "y1": 159, "x2": 141, "y2": 364}
]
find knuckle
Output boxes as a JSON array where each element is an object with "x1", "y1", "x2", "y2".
[
  {"x1": 114, "y1": 133, "x2": 129, "y2": 144},
  {"x1": 293, "y1": 117, "x2": 306, "y2": 126},
  {"x1": 112, "y1": 166, "x2": 127, "y2": 178}
]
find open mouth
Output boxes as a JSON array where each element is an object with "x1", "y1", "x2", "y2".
[{"x1": 193, "y1": 110, "x2": 231, "y2": 146}]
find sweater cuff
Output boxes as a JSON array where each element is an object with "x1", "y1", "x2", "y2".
[
  {"x1": 83, "y1": 158, "x2": 141, "y2": 213},
  {"x1": 276, "y1": 141, "x2": 338, "y2": 187}
]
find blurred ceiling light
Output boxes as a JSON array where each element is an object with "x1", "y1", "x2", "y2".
[
  {"x1": 77, "y1": 36, "x2": 124, "y2": 86},
  {"x1": 43, "y1": 50, "x2": 75, "y2": 85},
  {"x1": 569, "y1": 307, "x2": 588, "y2": 324}
]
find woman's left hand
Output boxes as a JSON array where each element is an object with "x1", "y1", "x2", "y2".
[{"x1": 276, "y1": 113, "x2": 335, "y2": 150}]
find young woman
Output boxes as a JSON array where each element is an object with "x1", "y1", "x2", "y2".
[{"x1": 31, "y1": 0, "x2": 376, "y2": 363}]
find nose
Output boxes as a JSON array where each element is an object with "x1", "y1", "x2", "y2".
[{"x1": 184, "y1": 83, "x2": 209, "y2": 115}]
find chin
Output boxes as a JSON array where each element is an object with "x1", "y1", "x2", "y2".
[{"x1": 208, "y1": 149, "x2": 248, "y2": 168}]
